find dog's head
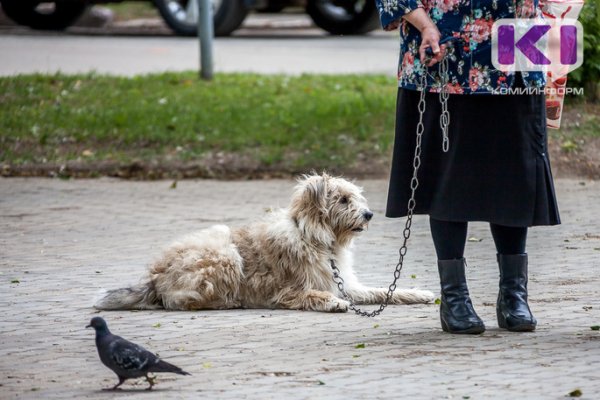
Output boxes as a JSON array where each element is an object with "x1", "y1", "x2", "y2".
[{"x1": 290, "y1": 173, "x2": 372, "y2": 246}]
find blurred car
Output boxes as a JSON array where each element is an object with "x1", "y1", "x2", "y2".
[{"x1": 0, "y1": 0, "x2": 380, "y2": 36}]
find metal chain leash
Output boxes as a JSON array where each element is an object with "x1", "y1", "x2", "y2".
[
  {"x1": 439, "y1": 56, "x2": 451, "y2": 153},
  {"x1": 330, "y1": 57, "x2": 450, "y2": 317}
]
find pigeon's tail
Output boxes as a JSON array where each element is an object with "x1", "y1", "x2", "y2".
[
  {"x1": 150, "y1": 360, "x2": 191, "y2": 376},
  {"x1": 94, "y1": 281, "x2": 162, "y2": 310}
]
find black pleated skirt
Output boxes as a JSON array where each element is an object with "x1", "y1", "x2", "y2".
[{"x1": 386, "y1": 87, "x2": 561, "y2": 227}]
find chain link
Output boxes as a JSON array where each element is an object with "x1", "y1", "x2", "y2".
[
  {"x1": 330, "y1": 56, "x2": 451, "y2": 317},
  {"x1": 439, "y1": 56, "x2": 451, "y2": 153}
]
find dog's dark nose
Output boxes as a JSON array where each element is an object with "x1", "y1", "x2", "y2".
[{"x1": 363, "y1": 211, "x2": 373, "y2": 221}]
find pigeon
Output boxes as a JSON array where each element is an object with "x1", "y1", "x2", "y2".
[{"x1": 86, "y1": 316, "x2": 191, "y2": 390}]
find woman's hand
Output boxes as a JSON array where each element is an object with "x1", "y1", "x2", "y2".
[
  {"x1": 403, "y1": 8, "x2": 446, "y2": 67},
  {"x1": 419, "y1": 26, "x2": 446, "y2": 67}
]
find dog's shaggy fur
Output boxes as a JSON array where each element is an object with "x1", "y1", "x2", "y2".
[{"x1": 95, "y1": 174, "x2": 434, "y2": 312}]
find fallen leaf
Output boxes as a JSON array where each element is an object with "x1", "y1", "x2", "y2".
[
  {"x1": 152, "y1": 323, "x2": 161, "y2": 328},
  {"x1": 569, "y1": 389, "x2": 582, "y2": 397},
  {"x1": 203, "y1": 362, "x2": 212, "y2": 369},
  {"x1": 170, "y1": 181, "x2": 177, "y2": 189},
  {"x1": 411, "y1": 274, "x2": 417, "y2": 279},
  {"x1": 468, "y1": 237, "x2": 483, "y2": 242},
  {"x1": 10, "y1": 279, "x2": 19, "y2": 284},
  {"x1": 317, "y1": 380, "x2": 325, "y2": 385},
  {"x1": 561, "y1": 140, "x2": 578, "y2": 152},
  {"x1": 434, "y1": 298, "x2": 441, "y2": 305},
  {"x1": 82, "y1": 149, "x2": 94, "y2": 157},
  {"x1": 373, "y1": 324, "x2": 380, "y2": 329},
  {"x1": 354, "y1": 343, "x2": 365, "y2": 349},
  {"x1": 591, "y1": 326, "x2": 600, "y2": 331}
]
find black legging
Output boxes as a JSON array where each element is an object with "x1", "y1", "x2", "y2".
[{"x1": 429, "y1": 217, "x2": 528, "y2": 260}]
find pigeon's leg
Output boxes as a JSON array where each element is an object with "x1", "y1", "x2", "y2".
[
  {"x1": 103, "y1": 376, "x2": 125, "y2": 391},
  {"x1": 145, "y1": 374, "x2": 156, "y2": 390}
]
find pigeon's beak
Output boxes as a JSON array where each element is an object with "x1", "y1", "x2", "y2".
[{"x1": 85, "y1": 324, "x2": 92, "y2": 329}]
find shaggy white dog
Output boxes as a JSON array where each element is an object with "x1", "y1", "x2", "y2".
[{"x1": 95, "y1": 173, "x2": 434, "y2": 312}]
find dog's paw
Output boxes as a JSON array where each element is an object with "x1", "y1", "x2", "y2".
[
  {"x1": 392, "y1": 288, "x2": 436, "y2": 304},
  {"x1": 415, "y1": 289, "x2": 436, "y2": 304},
  {"x1": 408, "y1": 289, "x2": 435, "y2": 304},
  {"x1": 325, "y1": 298, "x2": 350, "y2": 313}
]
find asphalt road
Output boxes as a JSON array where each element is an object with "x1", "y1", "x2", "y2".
[{"x1": 0, "y1": 15, "x2": 400, "y2": 76}]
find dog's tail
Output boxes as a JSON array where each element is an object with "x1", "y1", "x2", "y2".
[{"x1": 94, "y1": 281, "x2": 162, "y2": 310}]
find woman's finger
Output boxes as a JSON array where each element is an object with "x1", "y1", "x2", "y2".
[
  {"x1": 419, "y1": 42, "x2": 428, "y2": 64},
  {"x1": 433, "y1": 44, "x2": 447, "y2": 65},
  {"x1": 419, "y1": 39, "x2": 435, "y2": 65},
  {"x1": 425, "y1": 42, "x2": 447, "y2": 67},
  {"x1": 430, "y1": 40, "x2": 441, "y2": 56}
]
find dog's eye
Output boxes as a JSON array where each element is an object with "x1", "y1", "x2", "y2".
[{"x1": 340, "y1": 196, "x2": 348, "y2": 204}]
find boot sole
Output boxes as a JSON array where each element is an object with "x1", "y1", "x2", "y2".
[
  {"x1": 441, "y1": 319, "x2": 486, "y2": 334},
  {"x1": 498, "y1": 319, "x2": 536, "y2": 332},
  {"x1": 505, "y1": 325, "x2": 536, "y2": 332},
  {"x1": 497, "y1": 311, "x2": 537, "y2": 332}
]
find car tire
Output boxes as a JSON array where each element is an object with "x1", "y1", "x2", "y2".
[
  {"x1": 153, "y1": 0, "x2": 248, "y2": 37},
  {"x1": 305, "y1": 0, "x2": 379, "y2": 35},
  {"x1": 0, "y1": 0, "x2": 87, "y2": 30}
]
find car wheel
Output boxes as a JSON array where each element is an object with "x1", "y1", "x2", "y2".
[
  {"x1": 0, "y1": 0, "x2": 87, "y2": 30},
  {"x1": 153, "y1": 0, "x2": 248, "y2": 37},
  {"x1": 305, "y1": 0, "x2": 379, "y2": 35}
]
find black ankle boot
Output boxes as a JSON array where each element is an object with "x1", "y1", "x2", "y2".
[
  {"x1": 497, "y1": 254, "x2": 537, "y2": 332},
  {"x1": 438, "y1": 258, "x2": 485, "y2": 334}
]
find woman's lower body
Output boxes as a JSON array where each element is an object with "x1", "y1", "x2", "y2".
[{"x1": 387, "y1": 85, "x2": 561, "y2": 334}]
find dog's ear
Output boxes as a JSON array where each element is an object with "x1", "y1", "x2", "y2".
[
  {"x1": 289, "y1": 174, "x2": 336, "y2": 245},
  {"x1": 290, "y1": 174, "x2": 329, "y2": 217},
  {"x1": 305, "y1": 174, "x2": 328, "y2": 211}
]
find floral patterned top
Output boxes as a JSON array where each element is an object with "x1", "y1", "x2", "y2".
[{"x1": 375, "y1": 0, "x2": 547, "y2": 94}]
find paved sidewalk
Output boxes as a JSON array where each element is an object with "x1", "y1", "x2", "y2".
[{"x1": 1, "y1": 177, "x2": 599, "y2": 399}]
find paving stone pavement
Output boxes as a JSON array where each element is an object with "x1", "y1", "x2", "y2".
[{"x1": 0, "y1": 177, "x2": 599, "y2": 399}]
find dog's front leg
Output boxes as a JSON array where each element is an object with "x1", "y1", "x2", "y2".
[
  {"x1": 344, "y1": 285, "x2": 389, "y2": 304},
  {"x1": 276, "y1": 289, "x2": 349, "y2": 313},
  {"x1": 344, "y1": 272, "x2": 435, "y2": 305},
  {"x1": 344, "y1": 284, "x2": 435, "y2": 305}
]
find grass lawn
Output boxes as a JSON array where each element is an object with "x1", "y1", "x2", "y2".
[
  {"x1": 0, "y1": 73, "x2": 397, "y2": 178},
  {"x1": 0, "y1": 72, "x2": 598, "y2": 179},
  {"x1": 552, "y1": 100, "x2": 600, "y2": 146}
]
